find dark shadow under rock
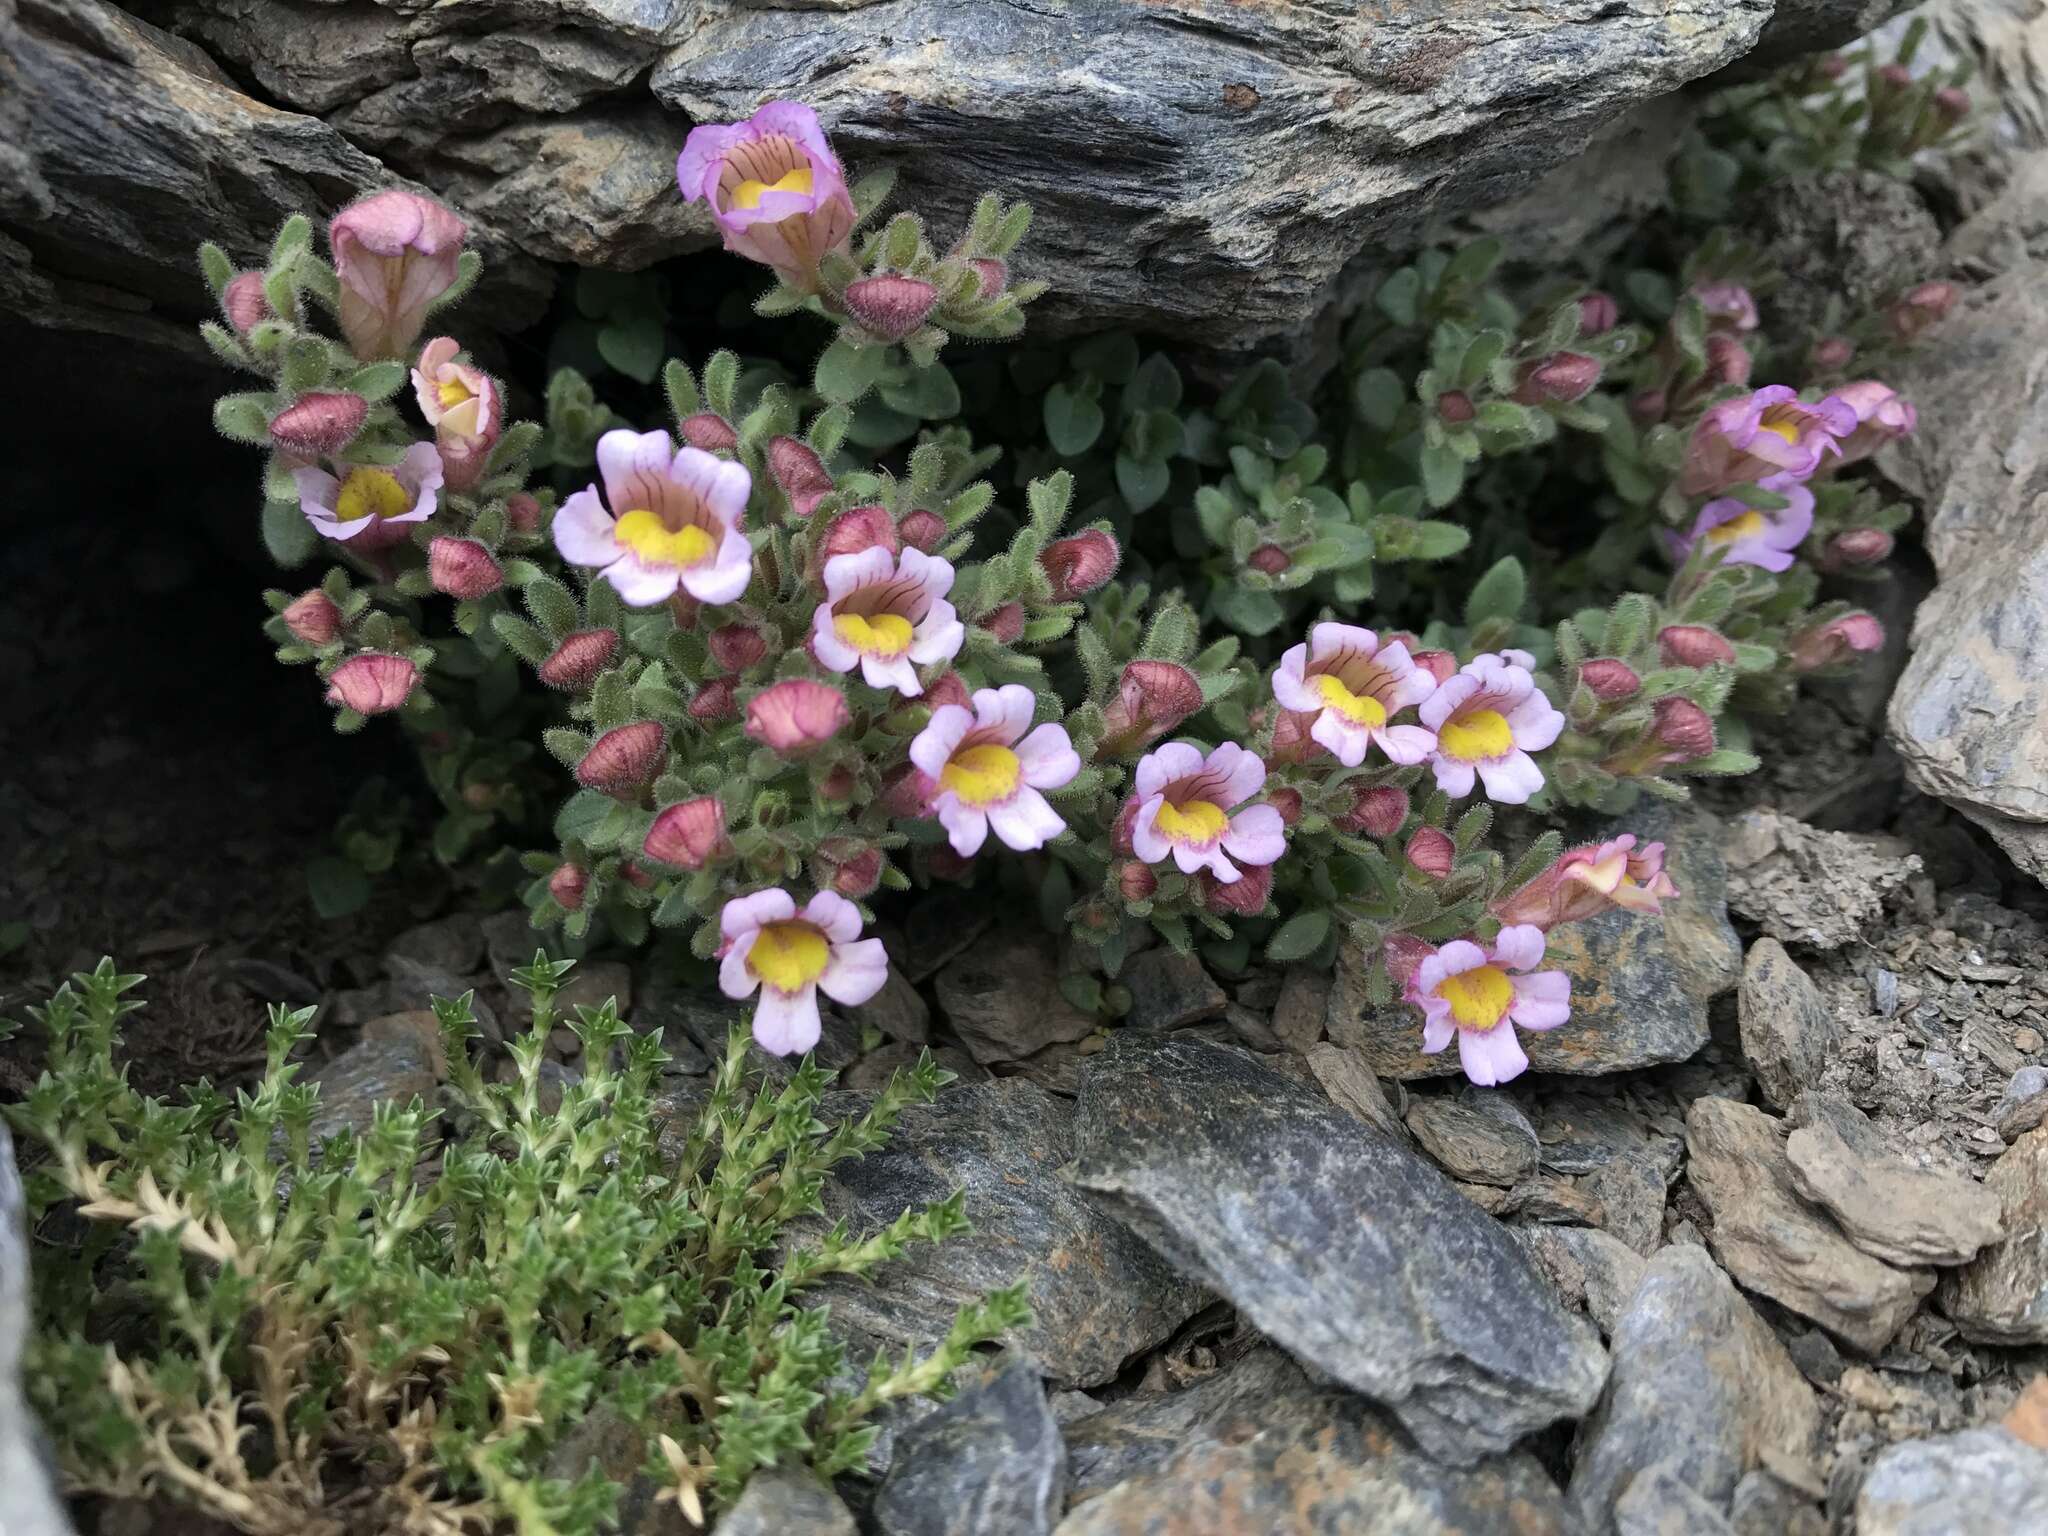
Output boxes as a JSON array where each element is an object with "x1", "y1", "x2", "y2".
[{"x1": 874, "y1": 1355, "x2": 1065, "y2": 1536}]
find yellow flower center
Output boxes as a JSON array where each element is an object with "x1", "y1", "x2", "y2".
[
  {"x1": 436, "y1": 377, "x2": 473, "y2": 410},
  {"x1": 1759, "y1": 419, "x2": 1802, "y2": 445},
  {"x1": 1706, "y1": 511, "x2": 1766, "y2": 545},
  {"x1": 334, "y1": 467, "x2": 412, "y2": 524},
  {"x1": 940, "y1": 743, "x2": 1021, "y2": 808},
  {"x1": 614, "y1": 509, "x2": 716, "y2": 569},
  {"x1": 1154, "y1": 797, "x2": 1228, "y2": 845},
  {"x1": 747, "y1": 920, "x2": 831, "y2": 994},
  {"x1": 1312, "y1": 673, "x2": 1388, "y2": 729},
  {"x1": 833, "y1": 611, "x2": 915, "y2": 657},
  {"x1": 1434, "y1": 964, "x2": 1513, "y2": 1032},
  {"x1": 1436, "y1": 708, "x2": 1513, "y2": 762},
  {"x1": 731, "y1": 166, "x2": 814, "y2": 211}
]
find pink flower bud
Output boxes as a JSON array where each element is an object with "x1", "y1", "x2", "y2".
[
  {"x1": 818, "y1": 764, "x2": 857, "y2": 803},
  {"x1": 881, "y1": 761, "x2": 937, "y2": 819},
  {"x1": 1118, "y1": 861, "x2": 1159, "y2": 902},
  {"x1": 843, "y1": 274, "x2": 941, "y2": 342},
  {"x1": 328, "y1": 190, "x2": 468, "y2": 361},
  {"x1": 1266, "y1": 787, "x2": 1304, "y2": 827},
  {"x1": 1405, "y1": 826, "x2": 1455, "y2": 878},
  {"x1": 1437, "y1": 391, "x2": 1476, "y2": 424},
  {"x1": 503, "y1": 492, "x2": 542, "y2": 534},
  {"x1": 642, "y1": 797, "x2": 729, "y2": 870},
  {"x1": 576, "y1": 721, "x2": 667, "y2": 793},
  {"x1": 1694, "y1": 282, "x2": 1759, "y2": 333},
  {"x1": 223, "y1": 271, "x2": 274, "y2": 335},
  {"x1": 1109, "y1": 795, "x2": 1144, "y2": 856},
  {"x1": 1876, "y1": 63, "x2": 1912, "y2": 90},
  {"x1": 968, "y1": 257, "x2": 1008, "y2": 301},
  {"x1": 1823, "y1": 528, "x2": 1895, "y2": 569},
  {"x1": 1651, "y1": 697, "x2": 1716, "y2": 761},
  {"x1": 1790, "y1": 613, "x2": 1885, "y2": 671},
  {"x1": 1410, "y1": 650, "x2": 1458, "y2": 685},
  {"x1": 708, "y1": 623, "x2": 768, "y2": 673},
  {"x1": 1812, "y1": 336, "x2": 1855, "y2": 370},
  {"x1": 899, "y1": 508, "x2": 947, "y2": 552},
  {"x1": 689, "y1": 677, "x2": 739, "y2": 723},
  {"x1": 1578, "y1": 658, "x2": 1641, "y2": 701},
  {"x1": 428, "y1": 537, "x2": 502, "y2": 599},
  {"x1": 815, "y1": 838, "x2": 884, "y2": 899},
  {"x1": 268, "y1": 393, "x2": 368, "y2": 457},
  {"x1": 1935, "y1": 86, "x2": 1970, "y2": 122},
  {"x1": 1628, "y1": 388, "x2": 1667, "y2": 425},
  {"x1": 980, "y1": 602, "x2": 1026, "y2": 644},
  {"x1": 1578, "y1": 291, "x2": 1619, "y2": 336},
  {"x1": 282, "y1": 590, "x2": 343, "y2": 646},
  {"x1": 412, "y1": 338, "x2": 500, "y2": 492},
  {"x1": 1705, "y1": 333, "x2": 1752, "y2": 388},
  {"x1": 1041, "y1": 529, "x2": 1121, "y2": 600},
  {"x1": 1200, "y1": 863, "x2": 1273, "y2": 917},
  {"x1": 548, "y1": 863, "x2": 588, "y2": 912},
  {"x1": 820, "y1": 504, "x2": 898, "y2": 563},
  {"x1": 1889, "y1": 281, "x2": 1957, "y2": 342},
  {"x1": 925, "y1": 672, "x2": 972, "y2": 713},
  {"x1": 1335, "y1": 784, "x2": 1409, "y2": 839},
  {"x1": 1657, "y1": 625, "x2": 1736, "y2": 668},
  {"x1": 745, "y1": 679, "x2": 848, "y2": 753},
  {"x1": 1099, "y1": 660, "x2": 1203, "y2": 756},
  {"x1": 617, "y1": 859, "x2": 657, "y2": 890},
  {"x1": 767, "y1": 436, "x2": 834, "y2": 518},
  {"x1": 680, "y1": 412, "x2": 740, "y2": 453},
  {"x1": 325, "y1": 653, "x2": 418, "y2": 715},
  {"x1": 539, "y1": 629, "x2": 619, "y2": 691},
  {"x1": 1248, "y1": 544, "x2": 1292, "y2": 575},
  {"x1": 1816, "y1": 53, "x2": 1847, "y2": 80},
  {"x1": 1515, "y1": 352, "x2": 1602, "y2": 405}
]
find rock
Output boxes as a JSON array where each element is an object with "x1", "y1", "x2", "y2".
[
  {"x1": 482, "y1": 909, "x2": 546, "y2": 976},
  {"x1": 1728, "y1": 1468, "x2": 1827, "y2": 1536},
  {"x1": 1222, "y1": 1002, "x2": 1284, "y2": 1052},
  {"x1": 1939, "y1": 1124, "x2": 2048, "y2": 1344},
  {"x1": 1997, "y1": 1065, "x2": 2048, "y2": 1142},
  {"x1": 1527, "y1": 1089, "x2": 1683, "y2": 1258},
  {"x1": 1270, "y1": 967, "x2": 1330, "y2": 1051},
  {"x1": 1684, "y1": 1097, "x2": 1934, "y2": 1354},
  {"x1": 556, "y1": 959, "x2": 634, "y2": 1018},
  {"x1": 1070, "y1": 1035, "x2": 1606, "y2": 1462},
  {"x1": 1404, "y1": 1089, "x2": 1540, "y2": 1186},
  {"x1": 1511, "y1": 1225, "x2": 1647, "y2": 1339},
  {"x1": 1613, "y1": 1462, "x2": 1737, "y2": 1536},
  {"x1": 1303, "y1": 1041, "x2": 1405, "y2": 1141},
  {"x1": 1499, "y1": 1176, "x2": 1605, "y2": 1227},
  {"x1": 1567, "y1": 1246, "x2": 1820, "y2": 1535},
  {"x1": 864, "y1": 966, "x2": 931, "y2": 1045},
  {"x1": 932, "y1": 932, "x2": 1096, "y2": 1065},
  {"x1": 1330, "y1": 803, "x2": 1738, "y2": 1077},
  {"x1": 1854, "y1": 1427, "x2": 2048, "y2": 1536},
  {"x1": 1062, "y1": 1348, "x2": 1311, "y2": 1497},
  {"x1": 873, "y1": 1356, "x2": 1064, "y2": 1536},
  {"x1": 384, "y1": 914, "x2": 485, "y2": 978},
  {"x1": 543, "y1": 1402, "x2": 689, "y2": 1536},
  {"x1": 1748, "y1": 170, "x2": 1942, "y2": 343},
  {"x1": 1738, "y1": 938, "x2": 1836, "y2": 1111},
  {"x1": 0, "y1": 1125, "x2": 75, "y2": 1536},
  {"x1": 801, "y1": 1079, "x2": 1204, "y2": 1387},
  {"x1": 308, "y1": 1011, "x2": 444, "y2": 1144},
  {"x1": 1783, "y1": 1094, "x2": 2004, "y2": 1268},
  {"x1": 1120, "y1": 947, "x2": 1225, "y2": 1033},
  {"x1": 842, "y1": 1039, "x2": 985, "y2": 1095},
  {"x1": 1722, "y1": 810, "x2": 1920, "y2": 949},
  {"x1": 714, "y1": 1468, "x2": 857, "y2": 1536}
]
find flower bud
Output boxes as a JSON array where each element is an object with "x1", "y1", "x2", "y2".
[
  {"x1": 548, "y1": 863, "x2": 588, "y2": 912},
  {"x1": 1248, "y1": 544, "x2": 1292, "y2": 575},
  {"x1": 642, "y1": 797, "x2": 729, "y2": 870},
  {"x1": 1266, "y1": 787, "x2": 1304, "y2": 827},
  {"x1": 617, "y1": 859, "x2": 657, "y2": 890},
  {"x1": 1410, "y1": 650, "x2": 1458, "y2": 685},
  {"x1": 1117, "y1": 860, "x2": 1159, "y2": 903},
  {"x1": 843, "y1": 274, "x2": 941, "y2": 342},
  {"x1": 1577, "y1": 658, "x2": 1641, "y2": 701},
  {"x1": 1577, "y1": 291, "x2": 1619, "y2": 336},
  {"x1": 899, "y1": 508, "x2": 947, "y2": 552},
  {"x1": 1336, "y1": 784, "x2": 1409, "y2": 839},
  {"x1": 223, "y1": 271, "x2": 273, "y2": 335},
  {"x1": 328, "y1": 189, "x2": 468, "y2": 361},
  {"x1": 1876, "y1": 62, "x2": 1912, "y2": 90},
  {"x1": 1099, "y1": 660, "x2": 1203, "y2": 756},
  {"x1": 576, "y1": 721, "x2": 666, "y2": 792},
  {"x1": 818, "y1": 763, "x2": 857, "y2": 803},
  {"x1": 1200, "y1": 863, "x2": 1273, "y2": 916},
  {"x1": 1693, "y1": 282, "x2": 1759, "y2": 333},
  {"x1": 268, "y1": 393, "x2": 368, "y2": 457},
  {"x1": 1790, "y1": 612, "x2": 1885, "y2": 671},
  {"x1": 539, "y1": 629, "x2": 618, "y2": 691},
  {"x1": 815, "y1": 838, "x2": 885, "y2": 899},
  {"x1": 1935, "y1": 86, "x2": 1970, "y2": 122},
  {"x1": 1651, "y1": 697, "x2": 1716, "y2": 762},
  {"x1": 1816, "y1": 53, "x2": 1847, "y2": 80},
  {"x1": 968, "y1": 257, "x2": 1008, "y2": 301},
  {"x1": 745, "y1": 679, "x2": 848, "y2": 753},
  {"x1": 820, "y1": 504, "x2": 898, "y2": 563},
  {"x1": 325, "y1": 653, "x2": 418, "y2": 715},
  {"x1": 428, "y1": 537, "x2": 503, "y2": 600},
  {"x1": 689, "y1": 677, "x2": 739, "y2": 723},
  {"x1": 1041, "y1": 529, "x2": 1121, "y2": 600},
  {"x1": 708, "y1": 623, "x2": 768, "y2": 673},
  {"x1": 1811, "y1": 336, "x2": 1854, "y2": 370},
  {"x1": 1822, "y1": 528, "x2": 1895, "y2": 569},
  {"x1": 1628, "y1": 388, "x2": 1667, "y2": 425},
  {"x1": 1657, "y1": 625, "x2": 1736, "y2": 668},
  {"x1": 1889, "y1": 281, "x2": 1957, "y2": 342},
  {"x1": 1704, "y1": 333, "x2": 1751, "y2": 388},
  {"x1": 881, "y1": 761, "x2": 936, "y2": 819},
  {"x1": 679, "y1": 412, "x2": 739, "y2": 453},
  {"x1": 767, "y1": 435, "x2": 834, "y2": 518},
  {"x1": 282, "y1": 590, "x2": 343, "y2": 646},
  {"x1": 980, "y1": 602, "x2": 1026, "y2": 644},
  {"x1": 1405, "y1": 826, "x2": 1456, "y2": 878},
  {"x1": 505, "y1": 492, "x2": 543, "y2": 533},
  {"x1": 1514, "y1": 352, "x2": 1601, "y2": 405},
  {"x1": 924, "y1": 672, "x2": 972, "y2": 713},
  {"x1": 1437, "y1": 390, "x2": 1475, "y2": 424}
]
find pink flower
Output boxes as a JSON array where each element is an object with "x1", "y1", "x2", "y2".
[
  {"x1": 576, "y1": 722, "x2": 666, "y2": 792},
  {"x1": 270, "y1": 393, "x2": 368, "y2": 458},
  {"x1": 325, "y1": 653, "x2": 417, "y2": 715},
  {"x1": 708, "y1": 623, "x2": 768, "y2": 673},
  {"x1": 553, "y1": 430, "x2": 753, "y2": 607},
  {"x1": 1041, "y1": 530, "x2": 1121, "y2": 600},
  {"x1": 843, "y1": 274, "x2": 940, "y2": 342},
  {"x1": 1099, "y1": 661, "x2": 1204, "y2": 757},
  {"x1": 1671, "y1": 480, "x2": 1814, "y2": 573},
  {"x1": 1128, "y1": 741, "x2": 1286, "y2": 884},
  {"x1": 428, "y1": 537, "x2": 502, "y2": 599},
  {"x1": 809, "y1": 546, "x2": 964, "y2": 697},
  {"x1": 1334, "y1": 784, "x2": 1409, "y2": 839},
  {"x1": 1513, "y1": 352, "x2": 1601, "y2": 405},
  {"x1": 1789, "y1": 612, "x2": 1885, "y2": 672},
  {"x1": 819, "y1": 505, "x2": 898, "y2": 564},
  {"x1": 328, "y1": 190, "x2": 468, "y2": 361},
  {"x1": 539, "y1": 629, "x2": 619, "y2": 691},
  {"x1": 1199, "y1": 862, "x2": 1273, "y2": 916},
  {"x1": 1492, "y1": 833, "x2": 1679, "y2": 930},
  {"x1": 1822, "y1": 529, "x2": 1895, "y2": 570},
  {"x1": 979, "y1": 602, "x2": 1025, "y2": 644},
  {"x1": 767, "y1": 436, "x2": 834, "y2": 519},
  {"x1": 282, "y1": 590, "x2": 343, "y2": 646},
  {"x1": 1657, "y1": 626, "x2": 1736, "y2": 668},
  {"x1": 718, "y1": 888, "x2": 889, "y2": 1056},
  {"x1": 1576, "y1": 659, "x2": 1640, "y2": 701},
  {"x1": 1828, "y1": 380, "x2": 1916, "y2": 467},
  {"x1": 1419, "y1": 653, "x2": 1563, "y2": 804},
  {"x1": 643, "y1": 797, "x2": 729, "y2": 869},
  {"x1": 680, "y1": 412, "x2": 740, "y2": 453},
  {"x1": 1888, "y1": 281, "x2": 1956, "y2": 342},
  {"x1": 1270, "y1": 623, "x2": 1436, "y2": 768},
  {"x1": 1578, "y1": 292, "x2": 1619, "y2": 335},
  {"x1": 411, "y1": 337, "x2": 501, "y2": 492},
  {"x1": 222, "y1": 271, "x2": 272, "y2": 335},
  {"x1": 294, "y1": 442, "x2": 443, "y2": 552},
  {"x1": 745, "y1": 678, "x2": 849, "y2": 753},
  {"x1": 677, "y1": 102, "x2": 857, "y2": 294},
  {"x1": 909, "y1": 684, "x2": 1079, "y2": 857},
  {"x1": 1678, "y1": 386, "x2": 1856, "y2": 498},
  {"x1": 549, "y1": 863, "x2": 588, "y2": 912},
  {"x1": 1406, "y1": 926, "x2": 1571, "y2": 1086},
  {"x1": 1405, "y1": 827, "x2": 1455, "y2": 878},
  {"x1": 899, "y1": 508, "x2": 947, "y2": 552},
  {"x1": 1693, "y1": 282, "x2": 1758, "y2": 333}
]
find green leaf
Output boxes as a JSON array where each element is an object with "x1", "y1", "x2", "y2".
[
  {"x1": 879, "y1": 363, "x2": 961, "y2": 421},
  {"x1": 814, "y1": 338, "x2": 891, "y2": 404},
  {"x1": 1265, "y1": 908, "x2": 1330, "y2": 963},
  {"x1": 1212, "y1": 586, "x2": 1287, "y2": 637},
  {"x1": 1408, "y1": 520, "x2": 1470, "y2": 560},
  {"x1": 1419, "y1": 441, "x2": 1465, "y2": 508},
  {"x1": 261, "y1": 499, "x2": 318, "y2": 567},
  {"x1": 1353, "y1": 368, "x2": 1405, "y2": 431},
  {"x1": 214, "y1": 394, "x2": 271, "y2": 445},
  {"x1": 1464, "y1": 556, "x2": 1527, "y2": 627},
  {"x1": 1115, "y1": 453, "x2": 1170, "y2": 513},
  {"x1": 1043, "y1": 381, "x2": 1105, "y2": 456},
  {"x1": 663, "y1": 359, "x2": 700, "y2": 421},
  {"x1": 345, "y1": 361, "x2": 407, "y2": 403},
  {"x1": 597, "y1": 319, "x2": 665, "y2": 384},
  {"x1": 306, "y1": 856, "x2": 372, "y2": 920},
  {"x1": 1376, "y1": 268, "x2": 1422, "y2": 326}
]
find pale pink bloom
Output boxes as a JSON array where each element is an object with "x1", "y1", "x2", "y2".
[
  {"x1": 1693, "y1": 281, "x2": 1759, "y2": 333},
  {"x1": 1128, "y1": 741, "x2": 1286, "y2": 884},
  {"x1": 809, "y1": 546, "x2": 964, "y2": 696},
  {"x1": 1420, "y1": 653, "x2": 1563, "y2": 805},
  {"x1": 1828, "y1": 380, "x2": 1916, "y2": 467},
  {"x1": 1492, "y1": 833, "x2": 1678, "y2": 930},
  {"x1": 718, "y1": 889, "x2": 888, "y2": 1056},
  {"x1": 553, "y1": 430, "x2": 753, "y2": 607},
  {"x1": 412, "y1": 337, "x2": 501, "y2": 491},
  {"x1": 909, "y1": 684, "x2": 1079, "y2": 857},
  {"x1": 1669, "y1": 478, "x2": 1814, "y2": 574},
  {"x1": 324, "y1": 653, "x2": 417, "y2": 715},
  {"x1": 328, "y1": 190, "x2": 467, "y2": 361},
  {"x1": 744, "y1": 678, "x2": 848, "y2": 753},
  {"x1": 677, "y1": 102, "x2": 857, "y2": 294},
  {"x1": 294, "y1": 442, "x2": 443, "y2": 552},
  {"x1": 1678, "y1": 386, "x2": 1855, "y2": 498},
  {"x1": 1406, "y1": 926, "x2": 1571, "y2": 1086},
  {"x1": 1270, "y1": 623, "x2": 1436, "y2": 768}
]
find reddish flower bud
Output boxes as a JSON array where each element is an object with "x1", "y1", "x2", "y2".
[
  {"x1": 1410, "y1": 650, "x2": 1458, "y2": 685},
  {"x1": 968, "y1": 257, "x2": 1008, "y2": 301},
  {"x1": 1248, "y1": 544, "x2": 1292, "y2": 575},
  {"x1": 899, "y1": 508, "x2": 947, "y2": 552},
  {"x1": 428, "y1": 537, "x2": 503, "y2": 600},
  {"x1": 1437, "y1": 391, "x2": 1476, "y2": 424},
  {"x1": 1816, "y1": 53, "x2": 1847, "y2": 80},
  {"x1": 980, "y1": 602, "x2": 1026, "y2": 644},
  {"x1": 745, "y1": 679, "x2": 848, "y2": 753},
  {"x1": 1266, "y1": 787, "x2": 1304, "y2": 827},
  {"x1": 576, "y1": 721, "x2": 666, "y2": 792},
  {"x1": 925, "y1": 672, "x2": 972, "y2": 712},
  {"x1": 1704, "y1": 333, "x2": 1752, "y2": 388},
  {"x1": 815, "y1": 838, "x2": 885, "y2": 899},
  {"x1": 1876, "y1": 62, "x2": 1912, "y2": 90},
  {"x1": 504, "y1": 492, "x2": 543, "y2": 533},
  {"x1": 1405, "y1": 826, "x2": 1456, "y2": 878},
  {"x1": 1514, "y1": 352, "x2": 1601, "y2": 405},
  {"x1": 1577, "y1": 658, "x2": 1641, "y2": 701},
  {"x1": 1889, "y1": 281, "x2": 1957, "y2": 342},
  {"x1": 223, "y1": 271, "x2": 273, "y2": 335},
  {"x1": 539, "y1": 629, "x2": 618, "y2": 691},
  {"x1": 1657, "y1": 625, "x2": 1736, "y2": 668},
  {"x1": 1694, "y1": 282, "x2": 1759, "y2": 334},
  {"x1": 616, "y1": 859, "x2": 657, "y2": 890},
  {"x1": 1110, "y1": 795, "x2": 1144, "y2": 857},
  {"x1": 708, "y1": 623, "x2": 768, "y2": 673},
  {"x1": 689, "y1": 677, "x2": 739, "y2": 723},
  {"x1": 1790, "y1": 612, "x2": 1885, "y2": 671},
  {"x1": 1935, "y1": 86, "x2": 1970, "y2": 122},
  {"x1": 1651, "y1": 697, "x2": 1717, "y2": 761},
  {"x1": 1577, "y1": 291, "x2": 1619, "y2": 336},
  {"x1": 1335, "y1": 784, "x2": 1409, "y2": 839},
  {"x1": 642, "y1": 797, "x2": 728, "y2": 869},
  {"x1": 819, "y1": 764, "x2": 858, "y2": 803},
  {"x1": 843, "y1": 274, "x2": 941, "y2": 342},
  {"x1": 767, "y1": 435, "x2": 834, "y2": 518},
  {"x1": 282, "y1": 590, "x2": 343, "y2": 647},
  {"x1": 1628, "y1": 388, "x2": 1667, "y2": 425},
  {"x1": 324, "y1": 653, "x2": 418, "y2": 715},
  {"x1": 679, "y1": 411, "x2": 739, "y2": 453},
  {"x1": 1811, "y1": 336, "x2": 1855, "y2": 370},
  {"x1": 1822, "y1": 528, "x2": 1895, "y2": 570},
  {"x1": 820, "y1": 504, "x2": 898, "y2": 563},
  {"x1": 1200, "y1": 863, "x2": 1273, "y2": 917},
  {"x1": 1117, "y1": 860, "x2": 1158, "y2": 903},
  {"x1": 881, "y1": 761, "x2": 937, "y2": 819},
  {"x1": 548, "y1": 863, "x2": 588, "y2": 912},
  {"x1": 1041, "y1": 529, "x2": 1121, "y2": 600},
  {"x1": 268, "y1": 392, "x2": 368, "y2": 457},
  {"x1": 1099, "y1": 660, "x2": 1204, "y2": 756}
]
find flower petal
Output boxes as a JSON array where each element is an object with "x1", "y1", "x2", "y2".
[
  {"x1": 1135, "y1": 741, "x2": 1205, "y2": 798},
  {"x1": 909, "y1": 705, "x2": 974, "y2": 781},
  {"x1": 1430, "y1": 755, "x2": 1478, "y2": 799},
  {"x1": 602, "y1": 554, "x2": 683, "y2": 608},
  {"x1": 819, "y1": 937, "x2": 889, "y2": 1007},
  {"x1": 1491, "y1": 924, "x2": 1546, "y2": 972},
  {"x1": 1509, "y1": 971, "x2": 1572, "y2": 1031},
  {"x1": 1373, "y1": 723, "x2": 1437, "y2": 765},
  {"x1": 1208, "y1": 741, "x2": 1268, "y2": 806},
  {"x1": 1220, "y1": 803, "x2": 1286, "y2": 867},
  {"x1": 800, "y1": 890, "x2": 863, "y2": 944},
  {"x1": 1130, "y1": 797, "x2": 1170, "y2": 863},
  {"x1": 987, "y1": 788, "x2": 1067, "y2": 851},
  {"x1": 1016, "y1": 722, "x2": 1081, "y2": 790},
  {"x1": 752, "y1": 984, "x2": 822, "y2": 1057},
  {"x1": 1457, "y1": 1025, "x2": 1529, "y2": 1086},
  {"x1": 936, "y1": 796, "x2": 989, "y2": 858},
  {"x1": 1475, "y1": 750, "x2": 1545, "y2": 805},
  {"x1": 553, "y1": 487, "x2": 622, "y2": 567}
]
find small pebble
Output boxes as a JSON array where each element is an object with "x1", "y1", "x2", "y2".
[{"x1": 1872, "y1": 968, "x2": 1899, "y2": 1018}]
